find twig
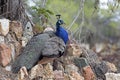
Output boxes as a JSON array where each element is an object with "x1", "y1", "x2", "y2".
[{"x1": 67, "y1": 0, "x2": 84, "y2": 30}]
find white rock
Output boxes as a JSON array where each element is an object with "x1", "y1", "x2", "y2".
[
  {"x1": 21, "y1": 37, "x2": 28, "y2": 47},
  {"x1": 18, "y1": 66, "x2": 28, "y2": 80},
  {"x1": 29, "y1": 64, "x2": 44, "y2": 79},
  {"x1": 44, "y1": 26, "x2": 54, "y2": 32},
  {"x1": 80, "y1": 43, "x2": 90, "y2": 50},
  {"x1": 0, "y1": 36, "x2": 4, "y2": 43},
  {"x1": 0, "y1": 19, "x2": 10, "y2": 36},
  {"x1": 105, "y1": 73, "x2": 120, "y2": 80},
  {"x1": 5, "y1": 65, "x2": 12, "y2": 71}
]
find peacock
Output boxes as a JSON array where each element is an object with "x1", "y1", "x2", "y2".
[
  {"x1": 12, "y1": 15, "x2": 69, "y2": 73},
  {"x1": 55, "y1": 14, "x2": 69, "y2": 44}
]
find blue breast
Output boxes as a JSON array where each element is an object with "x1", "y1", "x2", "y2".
[{"x1": 55, "y1": 26, "x2": 68, "y2": 44}]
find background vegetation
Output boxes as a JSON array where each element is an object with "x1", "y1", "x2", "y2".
[{"x1": 24, "y1": 0, "x2": 120, "y2": 44}]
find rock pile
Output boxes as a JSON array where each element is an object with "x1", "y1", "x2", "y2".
[
  {"x1": 0, "y1": 19, "x2": 119, "y2": 80},
  {"x1": 0, "y1": 19, "x2": 33, "y2": 68}
]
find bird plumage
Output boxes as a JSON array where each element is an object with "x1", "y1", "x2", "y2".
[
  {"x1": 12, "y1": 31, "x2": 66, "y2": 73},
  {"x1": 12, "y1": 18, "x2": 68, "y2": 73},
  {"x1": 55, "y1": 20, "x2": 69, "y2": 44}
]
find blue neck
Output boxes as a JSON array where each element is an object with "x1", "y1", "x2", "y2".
[{"x1": 56, "y1": 24, "x2": 60, "y2": 30}]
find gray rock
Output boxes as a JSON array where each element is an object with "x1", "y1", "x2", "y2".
[
  {"x1": 81, "y1": 48, "x2": 108, "y2": 80},
  {"x1": 0, "y1": 36, "x2": 4, "y2": 43},
  {"x1": 22, "y1": 22, "x2": 33, "y2": 45},
  {"x1": 74, "y1": 57, "x2": 89, "y2": 68},
  {"x1": 94, "y1": 61, "x2": 108, "y2": 80}
]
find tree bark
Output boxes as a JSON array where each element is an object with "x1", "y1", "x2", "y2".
[{"x1": 0, "y1": 0, "x2": 29, "y2": 27}]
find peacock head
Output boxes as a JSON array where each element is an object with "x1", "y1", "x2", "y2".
[{"x1": 56, "y1": 20, "x2": 64, "y2": 26}]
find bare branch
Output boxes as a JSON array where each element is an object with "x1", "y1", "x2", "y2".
[{"x1": 67, "y1": 0, "x2": 85, "y2": 30}]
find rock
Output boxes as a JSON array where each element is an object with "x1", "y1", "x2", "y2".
[
  {"x1": 64, "y1": 73, "x2": 70, "y2": 80},
  {"x1": 21, "y1": 37, "x2": 28, "y2": 47},
  {"x1": 54, "y1": 70, "x2": 64, "y2": 80},
  {"x1": 9, "y1": 43, "x2": 15, "y2": 61},
  {"x1": 44, "y1": 63, "x2": 54, "y2": 79},
  {"x1": 53, "y1": 59, "x2": 64, "y2": 71},
  {"x1": 18, "y1": 66, "x2": 28, "y2": 80},
  {"x1": 8, "y1": 41, "x2": 21, "y2": 61},
  {"x1": 65, "y1": 64, "x2": 79, "y2": 73},
  {"x1": 44, "y1": 26, "x2": 54, "y2": 32},
  {"x1": 0, "y1": 43, "x2": 11, "y2": 67},
  {"x1": 5, "y1": 65, "x2": 12, "y2": 71},
  {"x1": 106, "y1": 62, "x2": 117, "y2": 72},
  {"x1": 0, "y1": 19, "x2": 10, "y2": 36},
  {"x1": 60, "y1": 56, "x2": 74, "y2": 65},
  {"x1": 81, "y1": 47, "x2": 109, "y2": 80},
  {"x1": 74, "y1": 57, "x2": 89, "y2": 69},
  {"x1": 0, "y1": 36, "x2": 4, "y2": 43},
  {"x1": 29, "y1": 64, "x2": 44, "y2": 80},
  {"x1": 67, "y1": 43, "x2": 82, "y2": 57},
  {"x1": 14, "y1": 41, "x2": 22, "y2": 57},
  {"x1": 21, "y1": 22, "x2": 33, "y2": 47},
  {"x1": 94, "y1": 43, "x2": 106, "y2": 53},
  {"x1": 9, "y1": 21, "x2": 23, "y2": 41},
  {"x1": 105, "y1": 73, "x2": 120, "y2": 80},
  {"x1": 0, "y1": 66, "x2": 17, "y2": 80},
  {"x1": 5, "y1": 33, "x2": 15, "y2": 43},
  {"x1": 94, "y1": 61, "x2": 108, "y2": 80},
  {"x1": 80, "y1": 43, "x2": 90, "y2": 50},
  {"x1": 70, "y1": 71, "x2": 84, "y2": 80},
  {"x1": 83, "y1": 66, "x2": 95, "y2": 80},
  {"x1": 23, "y1": 22, "x2": 33, "y2": 42},
  {"x1": 81, "y1": 49, "x2": 101, "y2": 65}
]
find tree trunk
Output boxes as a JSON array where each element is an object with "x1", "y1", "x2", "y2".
[{"x1": 0, "y1": 0, "x2": 29, "y2": 27}]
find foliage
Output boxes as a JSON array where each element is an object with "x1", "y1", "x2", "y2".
[
  {"x1": 24, "y1": 0, "x2": 120, "y2": 42},
  {"x1": 31, "y1": 6, "x2": 54, "y2": 18},
  {"x1": 46, "y1": 0, "x2": 79, "y2": 28}
]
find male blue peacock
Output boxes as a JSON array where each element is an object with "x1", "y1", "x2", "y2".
[
  {"x1": 55, "y1": 14, "x2": 69, "y2": 44},
  {"x1": 12, "y1": 15, "x2": 69, "y2": 73}
]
